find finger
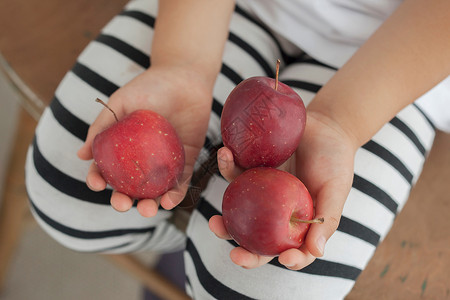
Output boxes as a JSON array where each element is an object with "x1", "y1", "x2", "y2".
[
  {"x1": 110, "y1": 191, "x2": 134, "y2": 212},
  {"x1": 208, "y1": 215, "x2": 232, "y2": 240},
  {"x1": 229, "y1": 247, "x2": 274, "y2": 269},
  {"x1": 77, "y1": 99, "x2": 123, "y2": 161},
  {"x1": 217, "y1": 147, "x2": 244, "y2": 182},
  {"x1": 305, "y1": 183, "x2": 349, "y2": 257},
  {"x1": 77, "y1": 122, "x2": 105, "y2": 161},
  {"x1": 160, "y1": 168, "x2": 193, "y2": 210},
  {"x1": 278, "y1": 247, "x2": 316, "y2": 270},
  {"x1": 86, "y1": 162, "x2": 107, "y2": 191},
  {"x1": 77, "y1": 144, "x2": 93, "y2": 161},
  {"x1": 137, "y1": 198, "x2": 160, "y2": 218}
]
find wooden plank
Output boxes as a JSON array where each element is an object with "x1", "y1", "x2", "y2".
[
  {"x1": 0, "y1": 109, "x2": 37, "y2": 292},
  {"x1": 105, "y1": 254, "x2": 191, "y2": 300},
  {"x1": 0, "y1": 0, "x2": 128, "y2": 103}
]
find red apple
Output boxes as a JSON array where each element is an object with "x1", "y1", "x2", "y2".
[
  {"x1": 222, "y1": 167, "x2": 321, "y2": 256},
  {"x1": 221, "y1": 67, "x2": 306, "y2": 169},
  {"x1": 92, "y1": 109, "x2": 185, "y2": 199}
]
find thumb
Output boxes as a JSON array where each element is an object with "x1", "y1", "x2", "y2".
[
  {"x1": 217, "y1": 147, "x2": 244, "y2": 182},
  {"x1": 77, "y1": 98, "x2": 122, "y2": 161},
  {"x1": 305, "y1": 183, "x2": 350, "y2": 257}
]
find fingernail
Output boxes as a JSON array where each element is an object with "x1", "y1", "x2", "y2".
[
  {"x1": 317, "y1": 236, "x2": 327, "y2": 256},
  {"x1": 284, "y1": 263, "x2": 295, "y2": 268}
]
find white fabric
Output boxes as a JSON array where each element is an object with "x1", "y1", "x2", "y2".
[
  {"x1": 237, "y1": 0, "x2": 402, "y2": 68},
  {"x1": 415, "y1": 77, "x2": 450, "y2": 133},
  {"x1": 238, "y1": 0, "x2": 450, "y2": 133}
]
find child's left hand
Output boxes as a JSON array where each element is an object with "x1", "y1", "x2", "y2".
[{"x1": 209, "y1": 110, "x2": 357, "y2": 270}]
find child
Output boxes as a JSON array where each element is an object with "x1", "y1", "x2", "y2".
[{"x1": 26, "y1": 0, "x2": 449, "y2": 298}]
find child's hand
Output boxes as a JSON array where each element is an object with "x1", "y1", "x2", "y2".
[
  {"x1": 210, "y1": 111, "x2": 357, "y2": 270},
  {"x1": 77, "y1": 65, "x2": 213, "y2": 217}
]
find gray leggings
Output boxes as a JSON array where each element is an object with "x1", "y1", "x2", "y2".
[{"x1": 25, "y1": 0, "x2": 436, "y2": 298}]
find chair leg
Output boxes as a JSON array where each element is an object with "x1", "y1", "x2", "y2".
[
  {"x1": 105, "y1": 254, "x2": 191, "y2": 300},
  {"x1": 0, "y1": 109, "x2": 36, "y2": 292}
]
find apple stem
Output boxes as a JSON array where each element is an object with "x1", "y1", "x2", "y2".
[
  {"x1": 291, "y1": 216, "x2": 325, "y2": 224},
  {"x1": 275, "y1": 59, "x2": 280, "y2": 91},
  {"x1": 96, "y1": 98, "x2": 119, "y2": 123}
]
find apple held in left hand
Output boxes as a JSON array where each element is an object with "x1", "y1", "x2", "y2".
[
  {"x1": 222, "y1": 167, "x2": 323, "y2": 256},
  {"x1": 92, "y1": 100, "x2": 185, "y2": 200}
]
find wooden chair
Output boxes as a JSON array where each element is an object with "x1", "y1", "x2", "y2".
[{"x1": 0, "y1": 1, "x2": 448, "y2": 299}]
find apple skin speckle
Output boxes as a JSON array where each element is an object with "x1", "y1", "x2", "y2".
[{"x1": 92, "y1": 110, "x2": 185, "y2": 199}]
